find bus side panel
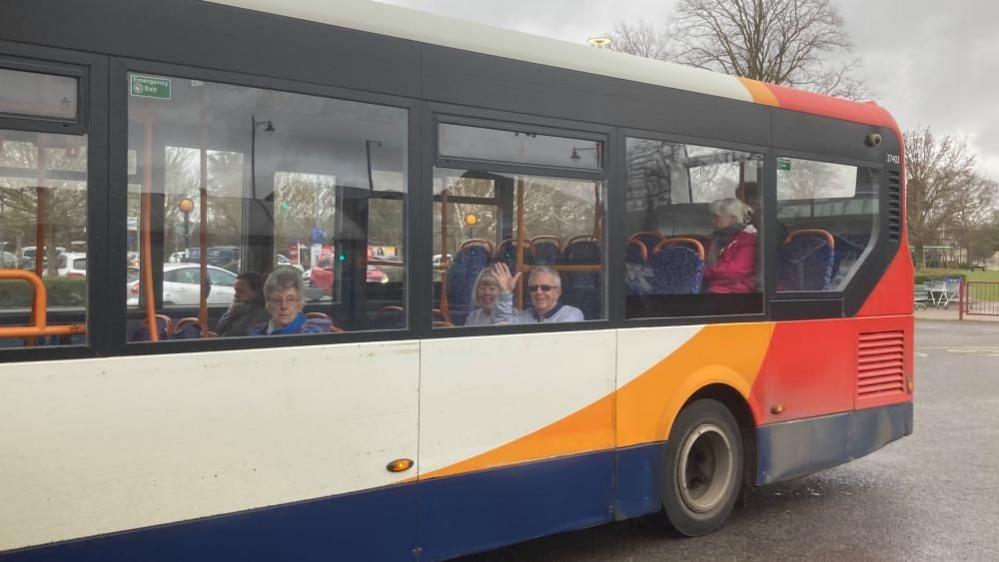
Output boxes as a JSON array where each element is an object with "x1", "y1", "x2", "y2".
[
  {"x1": 0, "y1": 342, "x2": 420, "y2": 553},
  {"x1": 752, "y1": 316, "x2": 913, "y2": 426},
  {"x1": 417, "y1": 331, "x2": 617, "y2": 555},
  {"x1": 1, "y1": 483, "x2": 419, "y2": 562},
  {"x1": 416, "y1": 450, "x2": 616, "y2": 560},
  {"x1": 756, "y1": 401, "x2": 913, "y2": 485}
]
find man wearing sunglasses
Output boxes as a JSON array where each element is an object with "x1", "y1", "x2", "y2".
[{"x1": 491, "y1": 263, "x2": 584, "y2": 324}]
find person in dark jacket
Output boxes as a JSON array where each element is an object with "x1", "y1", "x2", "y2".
[
  {"x1": 703, "y1": 198, "x2": 758, "y2": 294},
  {"x1": 215, "y1": 271, "x2": 271, "y2": 337}
]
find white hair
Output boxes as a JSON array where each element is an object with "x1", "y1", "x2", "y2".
[
  {"x1": 710, "y1": 197, "x2": 753, "y2": 224},
  {"x1": 529, "y1": 265, "x2": 562, "y2": 289}
]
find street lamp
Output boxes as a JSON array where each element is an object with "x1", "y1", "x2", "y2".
[
  {"x1": 178, "y1": 196, "x2": 194, "y2": 253},
  {"x1": 250, "y1": 114, "x2": 276, "y2": 202},
  {"x1": 464, "y1": 212, "x2": 478, "y2": 239}
]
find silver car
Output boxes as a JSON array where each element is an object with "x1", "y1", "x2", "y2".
[{"x1": 127, "y1": 263, "x2": 237, "y2": 306}]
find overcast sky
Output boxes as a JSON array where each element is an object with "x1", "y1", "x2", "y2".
[{"x1": 378, "y1": 0, "x2": 999, "y2": 180}]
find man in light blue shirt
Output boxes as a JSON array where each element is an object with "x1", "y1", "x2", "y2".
[{"x1": 492, "y1": 263, "x2": 584, "y2": 324}]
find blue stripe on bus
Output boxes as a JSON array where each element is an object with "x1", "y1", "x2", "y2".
[
  {"x1": 757, "y1": 401, "x2": 913, "y2": 485},
  {"x1": 2, "y1": 445, "x2": 671, "y2": 562}
]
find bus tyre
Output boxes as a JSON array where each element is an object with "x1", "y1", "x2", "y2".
[{"x1": 661, "y1": 398, "x2": 743, "y2": 537}]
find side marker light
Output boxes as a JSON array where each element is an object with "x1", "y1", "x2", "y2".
[
  {"x1": 770, "y1": 404, "x2": 785, "y2": 415},
  {"x1": 387, "y1": 458, "x2": 414, "y2": 473}
]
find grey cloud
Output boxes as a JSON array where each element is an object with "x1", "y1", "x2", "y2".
[{"x1": 380, "y1": 0, "x2": 999, "y2": 178}]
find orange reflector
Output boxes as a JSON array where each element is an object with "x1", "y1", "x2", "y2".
[
  {"x1": 907, "y1": 377, "x2": 914, "y2": 393},
  {"x1": 770, "y1": 404, "x2": 785, "y2": 415},
  {"x1": 386, "y1": 458, "x2": 414, "y2": 473}
]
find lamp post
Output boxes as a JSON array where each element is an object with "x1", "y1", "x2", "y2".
[
  {"x1": 178, "y1": 196, "x2": 194, "y2": 254},
  {"x1": 250, "y1": 114, "x2": 275, "y2": 202}
]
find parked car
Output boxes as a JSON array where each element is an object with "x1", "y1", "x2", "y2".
[
  {"x1": 19, "y1": 245, "x2": 66, "y2": 269},
  {"x1": 126, "y1": 263, "x2": 237, "y2": 306},
  {"x1": 1, "y1": 251, "x2": 18, "y2": 268},
  {"x1": 307, "y1": 255, "x2": 388, "y2": 295},
  {"x1": 968, "y1": 263, "x2": 987, "y2": 271},
  {"x1": 57, "y1": 252, "x2": 87, "y2": 279}
]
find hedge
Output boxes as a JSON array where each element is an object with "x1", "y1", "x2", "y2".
[{"x1": 0, "y1": 277, "x2": 87, "y2": 308}]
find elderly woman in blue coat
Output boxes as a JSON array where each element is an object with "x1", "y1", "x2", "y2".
[{"x1": 251, "y1": 267, "x2": 331, "y2": 335}]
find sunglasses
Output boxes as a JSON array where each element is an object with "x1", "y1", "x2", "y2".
[{"x1": 529, "y1": 284, "x2": 557, "y2": 293}]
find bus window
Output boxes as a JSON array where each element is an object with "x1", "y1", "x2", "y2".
[
  {"x1": 125, "y1": 74, "x2": 407, "y2": 341},
  {"x1": 0, "y1": 67, "x2": 77, "y2": 120},
  {"x1": 433, "y1": 167, "x2": 605, "y2": 327},
  {"x1": 624, "y1": 138, "x2": 764, "y2": 318},
  {"x1": 776, "y1": 158, "x2": 879, "y2": 292},
  {"x1": 0, "y1": 129, "x2": 88, "y2": 347}
]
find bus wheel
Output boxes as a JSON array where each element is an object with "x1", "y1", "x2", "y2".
[{"x1": 662, "y1": 398, "x2": 743, "y2": 537}]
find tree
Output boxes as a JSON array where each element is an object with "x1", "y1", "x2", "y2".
[
  {"x1": 608, "y1": 0, "x2": 867, "y2": 99},
  {"x1": 607, "y1": 21, "x2": 671, "y2": 61},
  {"x1": 904, "y1": 127, "x2": 997, "y2": 268}
]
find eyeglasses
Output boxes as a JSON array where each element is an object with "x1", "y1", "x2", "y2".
[
  {"x1": 529, "y1": 284, "x2": 557, "y2": 293},
  {"x1": 267, "y1": 296, "x2": 300, "y2": 306}
]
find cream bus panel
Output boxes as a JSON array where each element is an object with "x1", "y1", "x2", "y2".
[
  {"x1": 419, "y1": 330, "x2": 616, "y2": 477},
  {"x1": 0, "y1": 342, "x2": 419, "y2": 551}
]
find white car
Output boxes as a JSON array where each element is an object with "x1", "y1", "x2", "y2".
[
  {"x1": 57, "y1": 252, "x2": 87, "y2": 278},
  {"x1": 127, "y1": 263, "x2": 237, "y2": 306}
]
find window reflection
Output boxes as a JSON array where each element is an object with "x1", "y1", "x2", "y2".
[
  {"x1": 125, "y1": 75, "x2": 407, "y2": 342},
  {"x1": 624, "y1": 138, "x2": 764, "y2": 318}
]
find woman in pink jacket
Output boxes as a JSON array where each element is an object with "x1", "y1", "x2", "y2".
[{"x1": 703, "y1": 198, "x2": 758, "y2": 294}]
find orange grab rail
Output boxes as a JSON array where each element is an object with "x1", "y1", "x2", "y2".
[
  {"x1": 785, "y1": 228, "x2": 835, "y2": 249},
  {"x1": 0, "y1": 269, "x2": 86, "y2": 338},
  {"x1": 653, "y1": 237, "x2": 706, "y2": 261}
]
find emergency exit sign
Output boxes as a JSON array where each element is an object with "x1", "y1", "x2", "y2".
[{"x1": 130, "y1": 75, "x2": 171, "y2": 100}]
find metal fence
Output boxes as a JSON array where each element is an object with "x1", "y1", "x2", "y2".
[{"x1": 960, "y1": 281, "x2": 999, "y2": 319}]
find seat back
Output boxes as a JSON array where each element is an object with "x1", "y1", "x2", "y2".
[
  {"x1": 530, "y1": 236, "x2": 562, "y2": 265},
  {"x1": 629, "y1": 231, "x2": 665, "y2": 257},
  {"x1": 561, "y1": 238, "x2": 601, "y2": 320},
  {"x1": 446, "y1": 243, "x2": 492, "y2": 325},
  {"x1": 777, "y1": 230, "x2": 835, "y2": 291},
  {"x1": 647, "y1": 245, "x2": 704, "y2": 294},
  {"x1": 494, "y1": 239, "x2": 532, "y2": 274},
  {"x1": 625, "y1": 239, "x2": 651, "y2": 296}
]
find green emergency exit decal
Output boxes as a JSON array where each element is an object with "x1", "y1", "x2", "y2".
[
  {"x1": 130, "y1": 75, "x2": 172, "y2": 100},
  {"x1": 777, "y1": 158, "x2": 791, "y2": 171}
]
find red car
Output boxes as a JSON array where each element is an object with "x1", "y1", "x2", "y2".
[{"x1": 307, "y1": 256, "x2": 387, "y2": 294}]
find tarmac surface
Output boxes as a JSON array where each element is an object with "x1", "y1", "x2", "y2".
[{"x1": 461, "y1": 319, "x2": 999, "y2": 561}]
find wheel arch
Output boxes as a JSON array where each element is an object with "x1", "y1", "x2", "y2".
[{"x1": 677, "y1": 384, "x2": 759, "y2": 489}]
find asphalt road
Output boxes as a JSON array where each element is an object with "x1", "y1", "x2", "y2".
[{"x1": 461, "y1": 319, "x2": 999, "y2": 561}]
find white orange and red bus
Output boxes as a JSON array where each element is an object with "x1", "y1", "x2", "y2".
[{"x1": 0, "y1": 1, "x2": 912, "y2": 560}]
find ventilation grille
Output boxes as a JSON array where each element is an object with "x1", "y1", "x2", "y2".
[
  {"x1": 857, "y1": 331, "x2": 905, "y2": 398},
  {"x1": 887, "y1": 171, "x2": 901, "y2": 242}
]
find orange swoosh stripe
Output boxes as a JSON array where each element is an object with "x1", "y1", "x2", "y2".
[
  {"x1": 738, "y1": 77, "x2": 780, "y2": 107},
  {"x1": 421, "y1": 323, "x2": 775, "y2": 480}
]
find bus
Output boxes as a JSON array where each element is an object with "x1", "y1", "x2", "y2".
[{"x1": 0, "y1": 0, "x2": 913, "y2": 560}]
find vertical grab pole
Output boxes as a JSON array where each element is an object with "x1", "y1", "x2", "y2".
[
  {"x1": 30, "y1": 145, "x2": 48, "y2": 346},
  {"x1": 439, "y1": 188, "x2": 450, "y2": 322},
  {"x1": 516, "y1": 178, "x2": 525, "y2": 310},
  {"x1": 141, "y1": 117, "x2": 159, "y2": 341},
  {"x1": 199, "y1": 145, "x2": 209, "y2": 336}
]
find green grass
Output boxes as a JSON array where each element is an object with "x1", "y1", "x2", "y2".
[
  {"x1": 917, "y1": 269, "x2": 999, "y2": 303},
  {"x1": 917, "y1": 268, "x2": 999, "y2": 282}
]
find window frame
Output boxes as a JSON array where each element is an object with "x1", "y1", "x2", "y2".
[
  {"x1": 618, "y1": 127, "x2": 771, "y2": 327},
  {"x1": 419, "y1": 105, "x2": 613, "y2": 339},
  {"x1": 769, "y1": 148, "x2": 886, "y2": 305},
  {"x1": 108, "y1": 56, "x2": 422, "y2": 357},
  {"x1": 0, "y1": 41, "x2": 108, "y2": 364}
]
